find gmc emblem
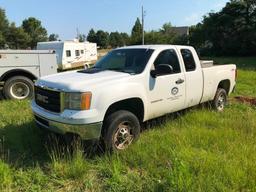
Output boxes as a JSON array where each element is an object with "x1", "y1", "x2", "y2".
[{"x1": 36, "y1": 94, "x2": 49, "y2": 103}]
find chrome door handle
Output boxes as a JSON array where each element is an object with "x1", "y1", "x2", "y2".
[{"x1": 175, "y1": 79, "x2": 184, "y2": 84}]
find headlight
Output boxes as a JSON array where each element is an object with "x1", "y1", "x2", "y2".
[{"x1": 64, "y1": 92, "x2": 92, "y2": 110}]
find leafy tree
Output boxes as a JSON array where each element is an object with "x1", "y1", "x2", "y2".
[
  {"x1": 120, "y1": 32, "x2": 130, "y2": 46},
  {"x1": 131, "y1": 18, "x2": 142, "y2": 45},
  {"x1": 144, "y1": 23, "x2": 179, "y2": 45},
  {"x1": 0, "y1": 8, "x2": 9, "y2": 48},
  {"x1": 95, "y1": 30, "x2": 109, "y2": 48},
  {"x1": 145, "y1": 30, "x2": 164, "y2": 44},
  {"x1": 109, "y1": 32, "x2": 122, "y2": 47},
  {"x1": 160, "y1": 22, "x2": 177, "y2": 44},
  {"x1": 78, "y1": 34, "x2": 86, "y2": 42},
  {"x1": 48, "y1": 33, "x2": 59, "y2": 41},
  {"x1": 22, "y1": 17, "x2": 48, "y2": 49},
  {"x1": 190, "y1": 0, "x2": 256, "y2": 56},
  {"x1": 161, "y1": 22, "x2": 173, "y2": 34},
  {"x1": 6, "y1": 23, "x2": 30, "y2": 49},
  {"x1": 173, "y1": 35, "x2": 189, "y2": 45},
  {"x1": 0, "y1": 33, "x2": 4, "y2": 48},
  {"x1": 87, "y1": 28, "x2": 97, "y2": 42}
]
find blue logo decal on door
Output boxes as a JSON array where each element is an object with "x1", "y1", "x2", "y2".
[{"x1": 171, "y1": 87, "x2": 179, "y2": 95}]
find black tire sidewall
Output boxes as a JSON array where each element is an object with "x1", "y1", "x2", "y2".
[
  {"x1": 3, "y1": 76, "x2": 34, "y2": 100},
  {"x1": 213, "y1": 88, "x2": 227, "y2": 111},
  {"x1": 103, "y1": 110, "x2": 140, "y2": 151}
]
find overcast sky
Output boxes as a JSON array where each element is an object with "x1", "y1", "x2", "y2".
[{"x1": 0, "y1": 0, "x2": 229, "y2": 40}]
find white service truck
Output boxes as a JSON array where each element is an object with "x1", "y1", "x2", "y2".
[
  {"x1": 31, "y1": 45, "x2": 236, "y2": 151},
  {"x1": 0, "y1": 50, "x2": 57, "y2": 99},
  {"x1": 37, "y1": 40, "x2": 97, "y2": 70}
]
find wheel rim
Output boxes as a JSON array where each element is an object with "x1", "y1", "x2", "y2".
[
  {"x1": 10, "y1": 82, "x2": 30, "y2": 99},
  {"x1": 217, "y1": 93, "x2": 226, "y2": 111},
  {"x1": 113, "y1": 121, "x2": 134, "y2": 150}
]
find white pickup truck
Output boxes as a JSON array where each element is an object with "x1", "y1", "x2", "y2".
[{"x1": 31, "y1": 45, "x2": 236, "y2": 151}]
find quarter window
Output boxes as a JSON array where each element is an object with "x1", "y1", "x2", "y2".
[
  {"x1": 66, "y1": 50, "x2": 71, "y2": 57},
  {"x1": 75, "y1": 50, "x2": 80, "y2": 56},
  {"x1": 181, "y1": 49, "x2": 196, "y2": 71},
  {"x1": 154, "y1": 49, "x2": 181, "y2": 74}
]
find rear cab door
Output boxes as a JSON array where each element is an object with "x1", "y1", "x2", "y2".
[
  {"x1": 147, "y1": 47, "x2": 186, "y2": 119},
  {"x1": 176, "y1": 46, "x2": 203, "y2": 108}
]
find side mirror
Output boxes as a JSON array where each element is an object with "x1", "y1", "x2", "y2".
[{"x1": 150, "y1": 64, "x2": 173, "y2": 78}]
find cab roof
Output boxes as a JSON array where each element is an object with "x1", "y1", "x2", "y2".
[{"x1": 116, "y1": 44, "x2": 193, "y2": 50}]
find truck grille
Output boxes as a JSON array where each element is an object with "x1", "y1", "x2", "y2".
[{"x1": 35, "y1": 86, "x2": 61, "y2": 113}]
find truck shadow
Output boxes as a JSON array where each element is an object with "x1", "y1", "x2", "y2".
[
  {"x1": 0, "y1": 104, "x2": 210, "y2": 169},
  {"x1": 0, "y1": 121, "x2": 50, "y2": 168},
  {"x1": 0, "y1": 120, "x2": 104, "y2": 168}
]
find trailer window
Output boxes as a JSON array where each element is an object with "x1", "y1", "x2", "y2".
[
  {"x1": 75, "y1": 50, "x2": 80, "y2": 56},
  {"x1": 154, "y1": 49, "x2": 181, "y2": 74},
  {"x1": 181, "y1": 49, "x2": 196, "y2": 71},
  {"x1": 66, "y1": 50, "x2": 71, "y2": 57},
  {"x1": 81, "y1": 50, "x2": 84, "y2": 54}
]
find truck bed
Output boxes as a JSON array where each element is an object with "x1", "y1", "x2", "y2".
[{"x1": 200, "y1": 64, "x2": 236, "y2": 103}]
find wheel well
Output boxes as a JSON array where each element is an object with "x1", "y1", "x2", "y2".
[
  {"x1": 0, "y1": 69, "x2": 37, "y2": 82},
  {"x1": 218, "y1": 79, "x2": 230, "y2": 94},
  {"x1": 104, "y1": 98, "x2": 144, "y2": 123}
]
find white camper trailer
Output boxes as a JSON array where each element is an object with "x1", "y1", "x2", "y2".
[{"x1": 37, "y1": 40, "x2": 97, "y2": 70}]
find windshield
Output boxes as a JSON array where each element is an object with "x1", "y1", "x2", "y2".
[{"x1": 94, "y1": 48, "x2": 154, "y2": 74}]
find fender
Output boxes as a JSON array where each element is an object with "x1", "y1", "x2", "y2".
[
  {"x1": 0, "y1": 68, "x2": 38, "y2": 82},
  {"x1": 93, "y1": 82, "x2": 149, "y2": 122}
]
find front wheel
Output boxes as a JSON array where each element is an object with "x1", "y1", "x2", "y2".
[
  {"x1": 211, "y1": 88, "x2": 227, "y2": 112},
  {"x1": 103, "y1": 110, "x2": 140, "y2": 151},
  {"x1": 3, "y1": 76, "x2": 34, "y2": 100}
]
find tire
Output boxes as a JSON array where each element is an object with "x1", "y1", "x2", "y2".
[
  {"x1": 211, "y1": 88, "x2": 227, "y2": 112},
  {"x1": 103, "y1": 110, "x2": 140, "y2": 151},
  {"x1": 3, "y1": 76, "x2": 34, "y2": 100}
]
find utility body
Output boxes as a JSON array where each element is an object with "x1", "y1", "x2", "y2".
[{"x1": 0, "y1": 50, "x2": 57, "y2": 99}]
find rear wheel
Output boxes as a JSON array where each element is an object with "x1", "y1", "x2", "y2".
[
  {"x1": 3, "y1": 76, "x2": 34, "y2": 100},
  {"x1": 211, "y1": 88, "x2": 227, "y2": 112},
  {"x1": 103, "y1": 110, "x2": 140, "y2": 151}
]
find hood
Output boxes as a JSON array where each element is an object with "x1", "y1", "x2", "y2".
[{"x1": 36, "y1": 70, "x2": 131, "y2": 91}]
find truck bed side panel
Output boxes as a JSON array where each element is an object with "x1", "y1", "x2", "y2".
[{"x1": 201, "y1": 65, "x2": 236, "y2": 103}]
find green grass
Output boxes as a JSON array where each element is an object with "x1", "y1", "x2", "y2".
[
  {"x1": 0, "y1": 57, "x2": 256, "y2": 191},
  {"x1": 205, "y1": 56, "x2": 256, "y2": 71}
]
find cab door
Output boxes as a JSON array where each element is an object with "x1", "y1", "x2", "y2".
[
  {"x1": 147, "y1": 49, "x2": 186, "y2": 119},
  {"x1": 178, "y1": 48, "x2": 203, "y2": 108}
]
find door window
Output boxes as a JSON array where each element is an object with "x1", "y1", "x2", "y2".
[
  {"x1": 154, "y1": 49, "x2": 181, "y2": 74},
  {"x1": 181, "y1": 49, "x2": 196, "y2": 71}
]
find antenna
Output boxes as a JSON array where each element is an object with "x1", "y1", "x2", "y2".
[
  {"x1": 142, "y1": 6, "x2": 146, "y2": 45},
  {"x1": 76, "y1": 27, "x2": 80, "y2": 39}
]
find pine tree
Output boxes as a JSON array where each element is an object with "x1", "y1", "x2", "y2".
[{"x1": 131, "y1": 18, "x2": 142, "y2": 45}]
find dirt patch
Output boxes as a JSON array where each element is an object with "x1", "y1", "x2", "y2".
[{"x1": 234, "y1": 96, "x2": 256, "y2": 106}]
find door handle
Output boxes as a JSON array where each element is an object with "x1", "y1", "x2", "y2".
[{"x1": 175, "y1": 78, "x2": 184, "y2": 84}]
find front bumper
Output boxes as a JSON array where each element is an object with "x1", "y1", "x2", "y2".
[{"x1": 34, "y1": 114, "x2": 102, "y2": 140}]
